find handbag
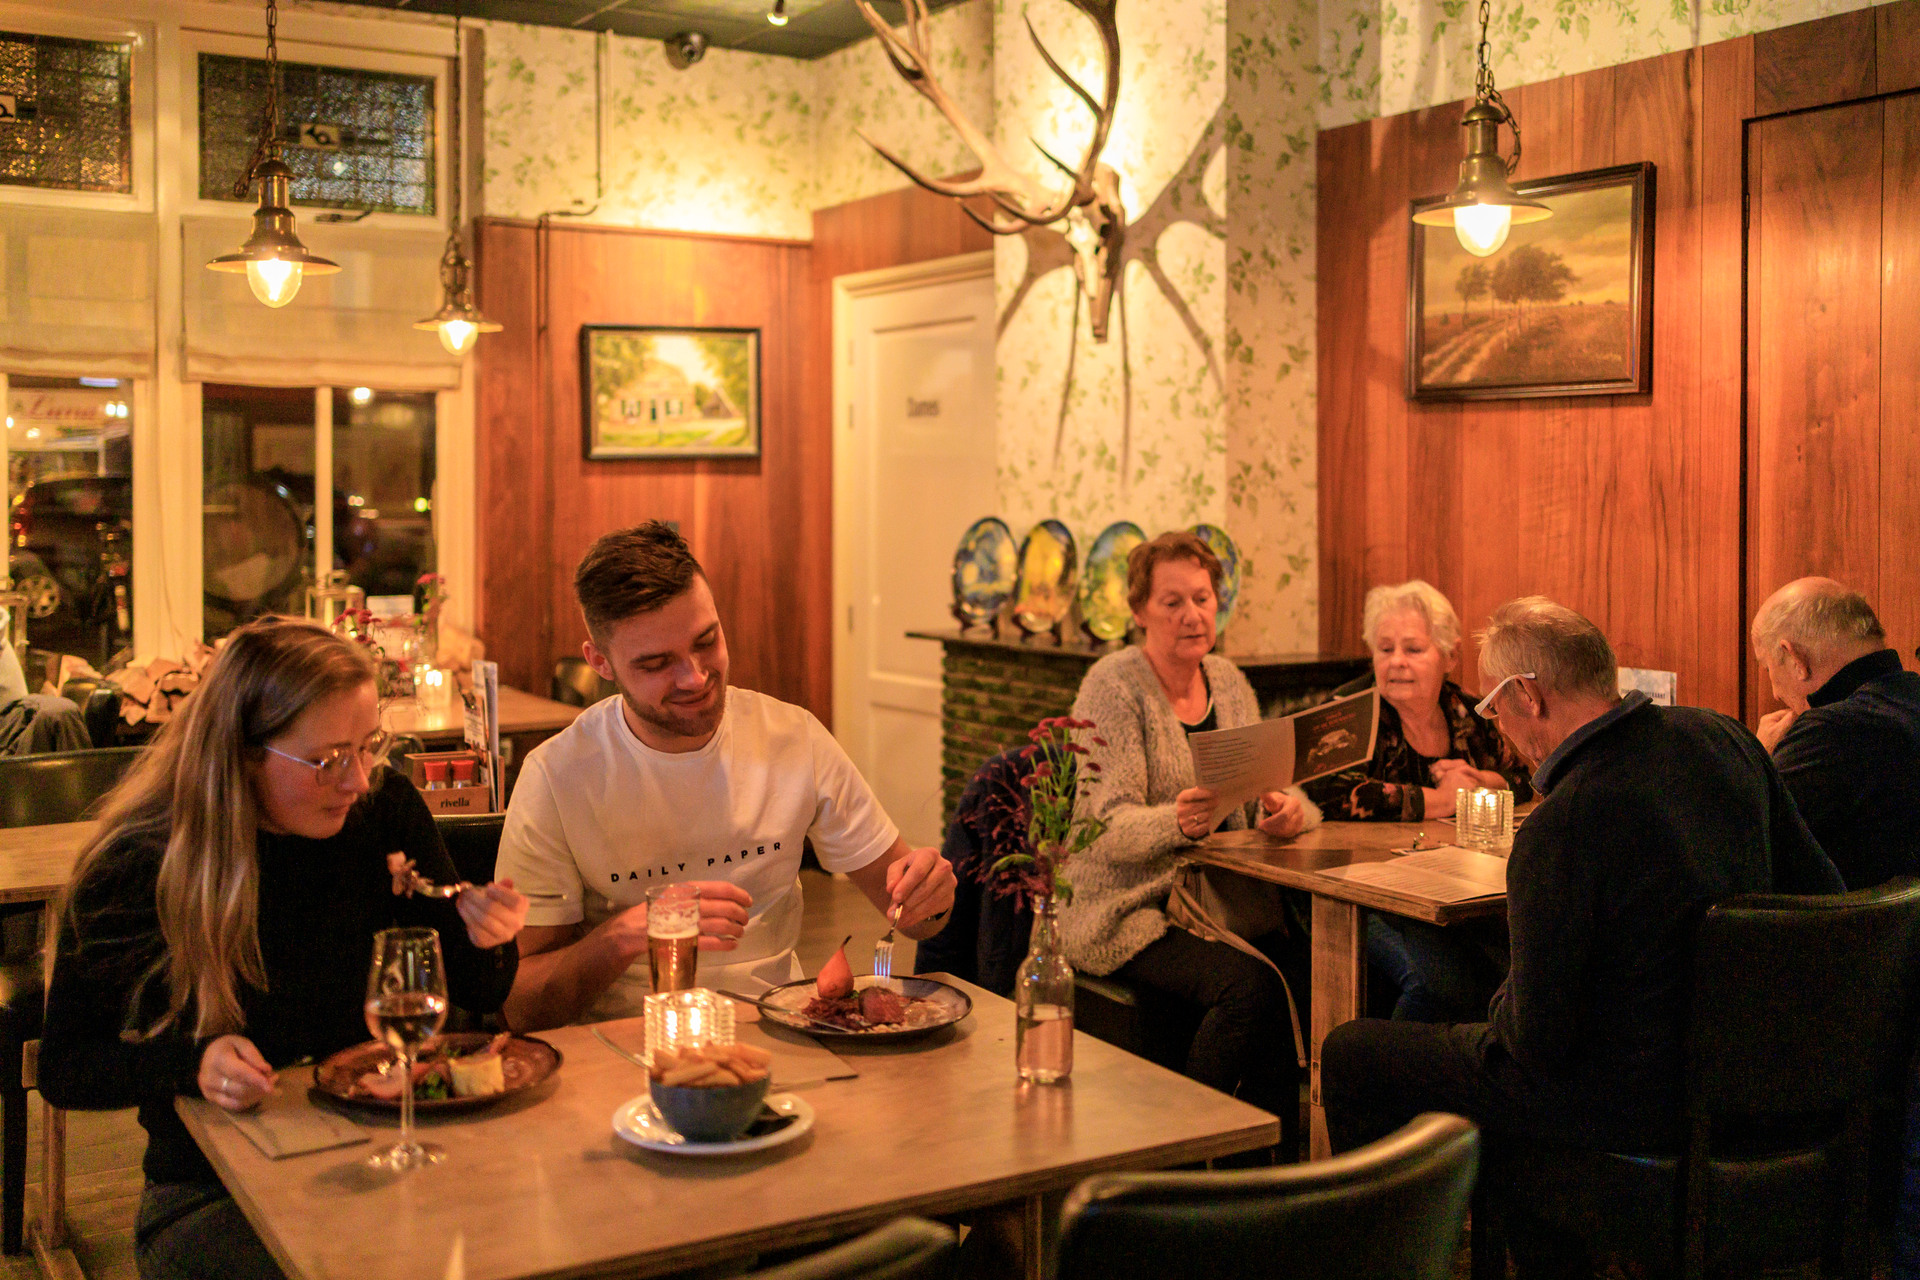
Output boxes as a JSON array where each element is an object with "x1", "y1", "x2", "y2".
[{"x1": 1166, "y1": 863, "x2": 1306, "y2": 1067}]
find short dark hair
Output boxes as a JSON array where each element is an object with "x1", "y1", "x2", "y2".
[
  {"x1": 573, "y1": 523, "x2": 705, "y2": 640},
  {"x1": 1126, "y1": 531, "x2": 1223, "y2": 613}
]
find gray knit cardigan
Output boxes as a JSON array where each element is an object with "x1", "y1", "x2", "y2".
[{"x1": 1060, "y1": 646, "x2": 1319, "y2": 975}]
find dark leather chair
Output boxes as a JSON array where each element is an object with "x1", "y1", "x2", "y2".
[
  {"x1": 0, "y1": 747, "x2": 138, "y2": 1254},
  {"x1": 435, "y1": 812, "x2": 505, "y2": 887},
  {"x1": 0, "y1": 746, "x2": 143, "y2": 828},
  {"x1": 1057, "y1": 1112, "x2": 1478, "y2": 1280},
  {"x1": 550, "y1": 657, "x2": 615, "y2": 708},
  {"x1": 1477, "y1": 878, "x2": 1920, "y2": 1280},
  {"x1": 745, "y1": 1218, "x2": 956, "y2": 1280}
]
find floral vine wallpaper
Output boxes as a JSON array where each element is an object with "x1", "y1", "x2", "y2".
[{"x1": 477, "y1": 0, "x2": 1881, "y2": 653}]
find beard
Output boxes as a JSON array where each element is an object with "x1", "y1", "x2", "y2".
[{"x1": 621, "y1": 674, "x2": 727, "y2": 743}]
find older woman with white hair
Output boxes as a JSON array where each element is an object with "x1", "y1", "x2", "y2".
[{"x1": 1303, "y1": 579, "x2": 1531, "y2": 1022}]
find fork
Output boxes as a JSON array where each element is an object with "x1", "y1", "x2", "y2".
[
  {"x1": 405, "y1": 868, "x2": 566, "y2": 901},
  {"x1": 872, "y1": 903, "x2": 901, "y2": 982}
]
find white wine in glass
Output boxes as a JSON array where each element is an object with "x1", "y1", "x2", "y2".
[{"x1": 364, "y1": 927, "x2": 449, "y2": 1169}]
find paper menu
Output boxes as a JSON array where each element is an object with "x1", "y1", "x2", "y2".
[
  {"x1": 1318, "y1": 846, "x2": 1508, "y2": 903},
  {"x1": 1186, "y1": 688, "x2": 1381, "y2": 811}
]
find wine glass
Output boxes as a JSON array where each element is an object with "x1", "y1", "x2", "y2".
[{"x1": 364, "y1": 926, "x2": 449, "y2": 1169}]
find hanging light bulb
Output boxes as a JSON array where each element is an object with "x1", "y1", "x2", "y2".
[
  {"x1": 1411, "y1": 0, "x2": 1550, "y2": 258},
  {"x1": 206, "y1": 0, "x2": 339, "y2": 305},
  {"x1": 415, "y1": 7, "x2": 501, "y2": 357},
  {"x1": 768, "y1": 0, "x2": 789, "y2": 26}
]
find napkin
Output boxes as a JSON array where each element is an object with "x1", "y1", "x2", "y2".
[
  {"x1": 226, "y1": 1086, "x2": 369, "y2": 1160},
  {"x1": 593, "y1": 1016, "x2": 857, "y2": 1091}
]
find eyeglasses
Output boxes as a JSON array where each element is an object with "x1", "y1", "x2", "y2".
[
  {"x1": 263, "y1": 730, "x2": 394, "y2": 784},
  {"x1": 1474, "y1": 672, "x2": 1537, "y2": 719}
]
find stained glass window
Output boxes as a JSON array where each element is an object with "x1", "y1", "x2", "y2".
[
  {"x1": 0, "y1": 31, "x2": 133, "y2": 194},
  {"x1": 198, "y1": 53, "x2": 435, "y2": 215}
]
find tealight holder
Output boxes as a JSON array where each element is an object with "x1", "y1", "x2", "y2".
[
  {"x1": 1460, "y1": 787, "x2": 1514, "y2": 853},
  {"x1": 643, "y1": 988, "x2": 735, "y2": 1064}
]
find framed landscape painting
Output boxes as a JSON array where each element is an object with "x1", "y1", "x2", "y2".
[
  {"x1": 581, "y1": 325, "x2": 760, "y2": 459},
  {"x1": 1408, "y1": 163, "x2": 1654, "y2": 401}
]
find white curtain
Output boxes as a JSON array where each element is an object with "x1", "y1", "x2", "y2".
[
  {"x1": 0, "y1": 206, "x2": 156, "y2": 377},
  {"x1": 183, "y1": 216, "x2": 460, "y2": 391}
]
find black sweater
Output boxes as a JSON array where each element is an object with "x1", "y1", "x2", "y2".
[
  {"x1": 40, "y1": 772, "x2": 517, "y2": 1186},
  {"x1": 1772, "y1": 648, "x2": 1920, "y2": 889},
  {"x1": 1486, "y1": 699, "x2": 1842, "y2": 1150}
]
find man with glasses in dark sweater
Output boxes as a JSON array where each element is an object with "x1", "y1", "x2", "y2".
[{"x1": 1322, "y1": 596, "x2": 1842, "y2": 1277}]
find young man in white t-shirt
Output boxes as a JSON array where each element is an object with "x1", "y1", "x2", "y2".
[{"x1": 499, "y1": 523, "x2": 957, "y2": 1029}]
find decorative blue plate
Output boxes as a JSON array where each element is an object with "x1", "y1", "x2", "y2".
[
  {"x1": 1012, "y1": 520, "x2": 1077, "y2": 635},
  {"x1": 951, "y1": 518, "x2": 1019, "y2": 627},
  {"x1": 1189, "y1": 523, "x2": 1241, "y2": 631},
  {"x1": 1079, "y1": 521, "x2": 1145, "y2": 643}
]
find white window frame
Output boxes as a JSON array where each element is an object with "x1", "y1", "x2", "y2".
[{"x1": 0, "y1": 0, "x2": 474, "y2": 658}]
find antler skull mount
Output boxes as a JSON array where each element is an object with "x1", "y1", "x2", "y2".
[{"x1": 854, "y1": 0, "x2": 1128, "y2": 342}]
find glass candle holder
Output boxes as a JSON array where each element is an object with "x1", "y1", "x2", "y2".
[
  {"x1": 643, "y1": 988, "x2": 735, "y2": 1064},
  {"x1": 1460, "y1": 787, "x2": 1514, "y2": 853}
]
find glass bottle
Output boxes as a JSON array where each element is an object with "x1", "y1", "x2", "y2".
[{"x1": 1015, "y1": 894, "x2": 1074, "y2": 1083}]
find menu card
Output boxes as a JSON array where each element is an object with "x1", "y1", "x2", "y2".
[
  {"x1": 1186, "y1": 689, "x2": 1380, "y2": 811},
  {"x1": 1319, "y1": 846, "x2": 1508, "y2": 903}
]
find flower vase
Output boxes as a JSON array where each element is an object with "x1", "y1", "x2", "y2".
[{"x1": 1015, "y1": 894, "x2": 1074, "y2": 1084}]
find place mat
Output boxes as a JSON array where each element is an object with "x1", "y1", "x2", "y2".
[
  {"x1": 591, "y1": 1015, "x2": 857, "y2": 1091},
  {"x1": 226, "y1": 1076, "x2": 370, "y2": 1159}
]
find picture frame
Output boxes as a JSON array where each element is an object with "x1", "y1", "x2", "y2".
[
  {"x1": 580, "y1": 325, "x2": 761, "y2": 459},
  {"x1": 1407, "y1": 162, "x2": 1654, "y2": 401}
]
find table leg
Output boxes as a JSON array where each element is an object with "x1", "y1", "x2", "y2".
[
  {"x1": 1021, "y1": 1194, "x2": 1044, "y2": 1280},
  {"x1": 1308, "y1": 895, "x2": 1365, "y2": 1160}
]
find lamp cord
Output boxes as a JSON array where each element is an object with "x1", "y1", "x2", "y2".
[
  {"x1": 233, "y1": 0, "x2": 281, "y2": 199},
  {"x1": 1475, "y1": 0, "x2": 1522, "y2": 176},
  {"x1": 449, "y1": 7, "x2": 462, "y2": 231}
]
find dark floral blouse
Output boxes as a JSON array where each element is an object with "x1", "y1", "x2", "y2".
[{"x1": 1301, "y1": 678, "x2": 1534, "y2": 821}]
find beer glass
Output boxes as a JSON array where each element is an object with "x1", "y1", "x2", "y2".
[{"x1": 647, "y1": 884, "x2": 701, "y2": 993}]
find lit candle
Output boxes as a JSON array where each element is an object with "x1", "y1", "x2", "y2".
[{"x1": 644, "y1": 988, "x2": 735, "y2": 1065}]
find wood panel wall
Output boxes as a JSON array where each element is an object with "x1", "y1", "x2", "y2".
[
  {"x1": 471, "y1": 188, "x2": 987, "y2": 722},
  {"x1": 1318, "y1": 0, "x2": 1920, "y2": 720}
]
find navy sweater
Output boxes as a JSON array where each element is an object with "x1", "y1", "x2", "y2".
[{"x1": 1486, "y1": 699, "x2": 1842, "y2": 1149}]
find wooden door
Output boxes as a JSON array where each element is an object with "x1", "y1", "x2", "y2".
[
  {"x1": 832, "y1": 256, "x2": 996, "y2": 846},
  {"x1": 1746, "y1": 93, "x2": 1920, "y2": 719}
]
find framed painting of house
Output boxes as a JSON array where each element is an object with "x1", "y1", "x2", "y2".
[{"x1": 580, "y1": 326, "x2": 761, "y2": 459}]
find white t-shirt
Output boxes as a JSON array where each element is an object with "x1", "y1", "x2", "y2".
[{"x1": 498, "y1": 687, "x2": 899, "y2": 1021}]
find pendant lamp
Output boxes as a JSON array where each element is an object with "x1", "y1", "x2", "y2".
[
  {"x1": 1411, "y1": 0, "x2": 1551, "y2": 257},
  {"x1": 206, "y1": 0, "x2": 339, "y2": 306},
  {"x1": 415, "y1": 7, "x2": 500, "y2": 356}
]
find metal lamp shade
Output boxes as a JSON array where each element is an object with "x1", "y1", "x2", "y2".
[
  {"x1": 206, "y1": 159, "x2": 340, "y2": 307},
  {"x1": 1411, "y1": 102, "x2": 1553, "y2": 228}
]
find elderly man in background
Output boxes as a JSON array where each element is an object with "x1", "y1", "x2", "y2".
[
  {"x1": 1751, "y1": 576, "x2": 1920, "y2": 888},
  {"x1": 1322, "y1": 597, "x2": 1840, "y2": 1275}
]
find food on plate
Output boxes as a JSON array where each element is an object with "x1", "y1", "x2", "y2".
[
  {"x1": 801, "y1": 983, "x2": 942, "y2": 1032},
  {"x1": 349, "y1": 1032, "x2": 514, "y2": 1101},
  {"x1": 647, "y1": 1042, "x2": 772, "y2": 1088},
  {"x1": 815, "y1": 937, "x2": 854, "y2": 1001}
]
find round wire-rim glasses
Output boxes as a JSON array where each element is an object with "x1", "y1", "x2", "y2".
[{"x1": 262, "y1": 730, "x2": 396, "y2": 784}]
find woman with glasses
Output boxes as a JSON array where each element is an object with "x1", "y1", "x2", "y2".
[
  {"x1": 1301, "y1": 580, "x2": 1531, "y2": 1022},
  {"x1": 40, "y1": 616, "x2": 528, "y2": 1280}
]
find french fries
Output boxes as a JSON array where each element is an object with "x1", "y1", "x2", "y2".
[{"x1": 649, "y1": 1042, "x2": 772, "y2": 1088}]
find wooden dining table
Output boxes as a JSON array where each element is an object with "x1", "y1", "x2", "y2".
[
  {"x1": 0, "y1": 820, "x2": 95, "y2": 905},
  {"x1": 1185, "y1": 819, "x2": 1509, "y2": 1160},
  {"x1": 176, "y1": 975, "x2": 1277, "y2": 1280}
]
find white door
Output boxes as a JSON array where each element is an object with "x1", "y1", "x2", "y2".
[{"x1": 833, "y1": 253, "x2": 996, "y2": 847}]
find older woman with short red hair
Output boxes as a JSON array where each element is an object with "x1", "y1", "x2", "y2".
[{"x1": 1063, "y1": 531, "x2": 1317, "y2": 1158}]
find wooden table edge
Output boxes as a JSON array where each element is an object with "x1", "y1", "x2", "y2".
[
  {"x1": 176, "y1": 1090, "x2": 318, "y2": 1280},
  {"x1": 1178, "y1": 847, "x2": 1507, "y2": 924}
]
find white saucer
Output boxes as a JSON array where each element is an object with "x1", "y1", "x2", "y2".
[{"x1": 613, "y1": 1092, "x2": 814, "y2": 1156}]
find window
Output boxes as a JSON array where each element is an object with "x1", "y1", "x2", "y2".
[
  {"x1": 197, "y1": 53, "x2": 435, "y2": 214},
  {"x1": 6, "y1": 375, "x2": 134, "y2": 666},
  {"x1": 201, "y1": 385, "x2": 435, "y2": 639},
  {"x1": 0, "y1": 31, "x2": 134, "y2": 194}
]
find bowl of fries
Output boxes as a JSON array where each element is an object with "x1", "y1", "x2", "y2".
[{"x1": 648, "y1": 1042, "x2": 774, "y2": 1142}]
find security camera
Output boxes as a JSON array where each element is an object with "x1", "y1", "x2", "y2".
[{"x1": 665, "y1": 31, "x2": 708, "y2": 69}]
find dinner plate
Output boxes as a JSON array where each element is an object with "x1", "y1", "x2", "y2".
[
  {"x1": 1012, "y1": 519, "x2": 1077, "y2": 634},
  {"x1": 756, "y1": 975, "x2": 973, "y2": 1041},
  {"x1": 951, "y1": 516, "x2": 1020, "y2": 627},
  {"x1": 1189, "y1": 523, "x2": 1241, "y2": 631},
  {"x1": 1078, "y1": 520, "x2": 1145, "y2": 642},
  {"x1": 311, "y1": 1033, "x2": 562, "y2": 1115},
  {"x1": 614, "y1": 1093, "x2": 814, "y2": 1156}
]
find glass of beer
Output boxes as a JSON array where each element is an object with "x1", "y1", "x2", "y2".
[{"x1": 647, "y1": 884, "x2": 701, "y2": 992}]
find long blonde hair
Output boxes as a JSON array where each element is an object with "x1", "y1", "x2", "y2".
[{"x1": 63, "y1": 616, "x2": 378, "y2": 1039}]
